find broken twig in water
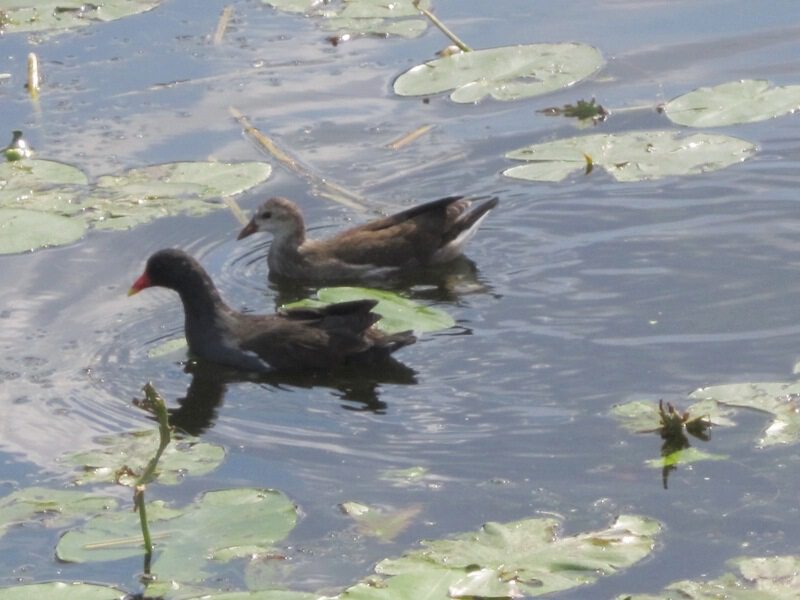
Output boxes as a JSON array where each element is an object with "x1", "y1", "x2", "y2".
[
  {"x1": 387, "y1": 124, "x2": 435, "y2": 150},
  {"x1": 223, "y1": 196, "x2": 248, "y2": 225},
  {"x1": 229, "y1": 106, "x2": 366, "y2": 211},
  {"x1": 212, "y1": 5, "x2": 233, "y2": 45}
]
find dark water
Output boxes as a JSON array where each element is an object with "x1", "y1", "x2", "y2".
[{"x1": 2, "y1": 0, "x2": 800, "y2": 596}]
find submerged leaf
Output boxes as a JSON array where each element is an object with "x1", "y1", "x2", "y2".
[
  {"x1": 504, "y1": 131, "x2": 755, "y2": 182},
  {"x1": 394, "y1": 43, "x2": 604, "y2": 103},
  {"x1": 665, "y1": 79, "x2": 800, "y2": 127},
  {"x1": 341, "y1": 501, "x2": 422, "y2": 541}
]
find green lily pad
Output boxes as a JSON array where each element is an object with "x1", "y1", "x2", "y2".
[
  {"x1": 57, "y1": 488, "x2": 297, "y2": 583},
  {"x1": 263, "y1": 0, "x2": 428, "y2": 38},
  {"x1": 339, "y1": 514, "x2": 660, "y2": 598},
  {"x1": 689, "y1": 381, "x2": 800, "y2": 447},
  {"x1": 0, "y1": 159, "x2": 271, "y2": 251},
  {"x1": 618, "y1": 555, "x2": 800, "y2": 600},
  {"x1": 665, "y1": 79, "x2": 800, "y2": 128},
  {"x1": 0, "y1": 0, "x2": 161, "y2": 34},
  {"x1": 285, "y1": 287, "x2": 455, "y2": 333},
  {"x1": 189, "y1": 592, "x2": 319, "y2": 600},
  {"x1": 393, "y1": 43, "x2": 604, "y2": 103},
  {"x1": 87, "y1": 161, "x2": 272, "y2": 230},
  {"x1": 341, "y1": 501, "x2": 421, "y2": 541},
  {"x1": 322, "y1": 16, "x2": 427, "y2": 38},
  {"x1": 0, "y1": 582, "x2": 126, "y2": 599},
  {"x1": 66, "y1": 429, "x2": 225, "y2": 486},
  {"x1": 0, "y1": 487, "x2": 118, "y2": 541},
  {"x1": 0, "y1": 208, "x2": 86, "y2": 254},
  {"x1": 504, "y1": 131, "x2": 756, "y2": 182}
]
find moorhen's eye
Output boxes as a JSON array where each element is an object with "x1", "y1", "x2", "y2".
[{"x1": 261, "y1": 211, "x2": 272, "y2": 219}]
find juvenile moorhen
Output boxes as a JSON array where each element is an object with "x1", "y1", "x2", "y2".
[
  {"x1": 128, "y1": 249, "x2": 416, "y2": 373},
  {"x1": 236, "y1": 195, "x2": 498, "y2": 281}
]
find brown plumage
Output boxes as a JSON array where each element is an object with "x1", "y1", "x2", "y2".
[
  {"x1": 237, "y1": 195, "x2": 498, "y2": 281},
  {"x1": 128, "y1": 249, "x2": 415, "y2": 373}
]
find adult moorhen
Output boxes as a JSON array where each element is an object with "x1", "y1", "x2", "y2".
[
  {"x1": 236, "y1": 195, "x2": 498, "y2": 281},
  {"x1": 128, "y1": 249, "x2": 416, "y2": 373}
]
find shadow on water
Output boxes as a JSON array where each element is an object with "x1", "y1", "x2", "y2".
[{"x1": 166, "y1": 356, "x2": 418, "y2": 436}]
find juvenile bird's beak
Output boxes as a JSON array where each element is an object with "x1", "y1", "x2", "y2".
[
  {"x1": 127, "y1": 272, "x2": 151, "y2": 296},
  {"x1": 237, "y1": 219, "x2": 258, "y2": 240}
]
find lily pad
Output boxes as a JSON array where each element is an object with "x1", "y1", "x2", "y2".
[
  {"x1": 263, "y1": 0, "x2": 428, "y2": 38},
  {"x1": 87, "y1": 161, "x2": 272, "y2": 230},
  {"x1": 665, "y1": 79, "x2": 800, "y2": 128},
  {"x1": 689, "y1": 381, "x2": 800, "y2": 447},
  {"x1": 66, "y1": 429, "x2": 225, "y2": 486},
  {"x1": 0, "y1": 582, "x2": 126, "y2": 599},
  {"x1": 339, "y1": 514, "x2": 661, "y2": 598},
  {"x1": 0, "y1": 159, "x2": 271, "y2": 252},
  {"x1": 0, "y1": 487, "x2": 118, "y2": 541},
  {"x1": 504, "y1": 131, "x2": 756, "y2": 182},
  {"x1": 0, "y1": 208, "x2": 86, "y2": 254},
  {"x1": 57, "y1": 488, "x2": 297, "y2": 583},
  {"x1": 285, "y1": 287, "x2": 455, "y2": 333},
  {"x1": 0, "y1": 0, "x2": 161, "y2": 34},
  {"x1": 394, "y1": 43, "x2": 604, "y2": 103},
  {"x1": 619, "y1": 555, "x2": 800, "y2": 600}
]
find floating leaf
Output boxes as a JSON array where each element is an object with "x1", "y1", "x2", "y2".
[
  {"x1": 87, "y1": 161, "x2": 272, "y2": 230},
  {"x1": 0, "y1": 582, "x2": 125, "y2": 599},
  {"x1": 504, "y1": 131, "x2": 756, "y2": 182},
  {"x1": 689, "y1": 381, "x2": 800, "y2": 447},
  {"x1": 0, "y1": 487, "x2": 118, "y2": 541},
  {"x1": 394, "y1": 43, "x2": 604, "y2": 103},
  {"x1": 618, "y1": 555, "x2": 800, "y2": 600},
  {"x1": 339, "y1": 514, "x2": 660, "y2": 598},
  {"x1": 0, "y1": 0, "x2": 161, "y2": 34},
  {"x1": 0, "y1": 208, "x2": 86, "y2": 254},
  {"x1": 263, "y1": 0, "x2": 428, "y2": 38},
  {"x1": 322, "y1": 16, "x2": 427, "y2": 38},
  {"x1": 665, "y1": 79, "x2": 800, "y2": 128},
  {"x1": 66, "y1": 429, "x2": 225, "y2": 486},
  {"x1": 57, "y1": 488, "x2": 297, "y2": 583},
  {"x1": 285, "y1": 287, "x2": 455, "y2": 333},
  {"x1": 0, "y1": 159, "x2": 271, "y2": 251}
]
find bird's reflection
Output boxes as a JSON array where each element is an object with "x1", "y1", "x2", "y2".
[
  {"x1": 268, "y1": 256, "x2": 492, "y2": 306},
  {"x1": 167, "y1": 355, "x2": 417, "y2": 436}
]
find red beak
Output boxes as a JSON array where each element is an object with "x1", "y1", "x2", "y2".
[
  {"x1": 128, "y1": 272, "x2": 152, "y2": 296},
  {"x1": 237, "y1": 219, "x2": 258, "y2": 240}
]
